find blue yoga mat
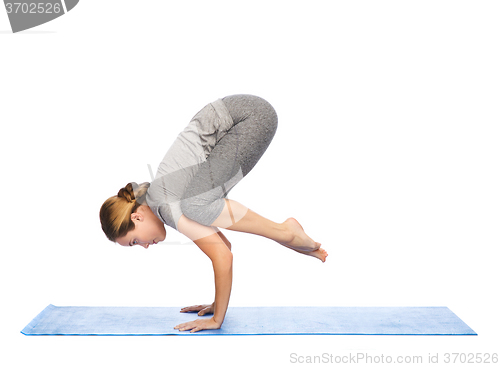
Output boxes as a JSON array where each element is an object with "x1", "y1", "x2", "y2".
[{"x1": 21, "y1": 305, "x2": 476, "y2": 336}]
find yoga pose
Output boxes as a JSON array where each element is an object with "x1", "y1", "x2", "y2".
[{"x1": 99, "y1": 94, "x2": 328, "y2": 333}]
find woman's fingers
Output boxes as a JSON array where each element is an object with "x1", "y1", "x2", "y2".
[
  {"x1": 174, "y1": 321, "x2": 191, "y2": 330},
  {"x1": 198, "y1": 306, "x2": 212, "y2": 316},
  {"x1": 174, "y1": 318, "x2": 221, "y2": 333},
  {"x1": 180, "y1": 305, "x2": 198, "y2": 313},
  {"x1": 180, "y1": 304, "x2": 210, "y2": 313},
  {"x1": 174, "y1": 321, "x2": 200, "y2": 332}
]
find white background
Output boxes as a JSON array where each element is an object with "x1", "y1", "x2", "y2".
[{"x1": 1, "y1": 1, "x2": 499, "y2": 366}]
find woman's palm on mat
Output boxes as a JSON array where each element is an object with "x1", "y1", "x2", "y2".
[{"x1": 180, "y1": 303, "x2": 214, "y2": 316}]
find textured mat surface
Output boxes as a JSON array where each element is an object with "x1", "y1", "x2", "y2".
[{"x1": 21, "y1": 305, "x2": 476, "y2": 335}]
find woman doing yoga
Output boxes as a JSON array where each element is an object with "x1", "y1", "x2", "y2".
[{"x1": 99, "y1": 94, "x2": 328, "y2": 333}]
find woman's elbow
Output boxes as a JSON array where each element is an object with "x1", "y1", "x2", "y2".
[
  {"x1": 214, "y1": 251, "x2": 233, "y2": 270},
  {"x1": 223, "y1": 251, "x2": 233, "y2": 266}
]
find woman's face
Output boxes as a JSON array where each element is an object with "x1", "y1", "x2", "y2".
[{"x1": 116, "y1": 205, "x2": 166, "y2": 249}]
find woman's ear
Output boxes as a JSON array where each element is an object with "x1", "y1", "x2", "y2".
[{"x1": 131, "y1": 212, "x2": 143, "y2": 222}]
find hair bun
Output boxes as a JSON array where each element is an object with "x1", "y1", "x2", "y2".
[
  {"x1": 117, "y1": 182, "x2": 150, "y2": 204},
  {"x1": 117, "y1": 183, "x2": 136, "y2": 203}
]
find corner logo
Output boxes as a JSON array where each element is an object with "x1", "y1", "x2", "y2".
[{"x1": 3, "y1": 0, "x2": 79, "y2": 33}]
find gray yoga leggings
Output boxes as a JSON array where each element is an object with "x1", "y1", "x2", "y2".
[{"x1": 180, "y1": 94, "x2": 278, "y2": 226}]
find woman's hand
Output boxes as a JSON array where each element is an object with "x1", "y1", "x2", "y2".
[
  {"x1": 174, "y1": 317, "x2": 221, "y2": 333},
  {"x1": 179, "y1": 303, "x2": 215, "y2": 316}
]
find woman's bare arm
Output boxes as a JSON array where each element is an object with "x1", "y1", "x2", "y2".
[
  {"x1": 179, "y1": 228, "x2": 231, "y2": 316},
  {"x1": 174, "y1": 215, "x2": 233, "y2": 332}
]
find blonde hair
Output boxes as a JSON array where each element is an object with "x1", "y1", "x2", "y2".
[{"x1": 99, "y1": 182, "x2": 150, "y2": 242}]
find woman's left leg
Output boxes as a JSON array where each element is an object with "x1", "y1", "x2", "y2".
[{"x1": 212, "y1": 198, "x2": 328, "y2": 262}]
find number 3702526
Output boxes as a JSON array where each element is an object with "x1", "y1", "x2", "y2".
[{"x1": 5, "y1": 3, "x2": 63, "y2": 14}]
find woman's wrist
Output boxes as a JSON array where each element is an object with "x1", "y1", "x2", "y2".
[{"x1": 210, "y1": 316, "x2": 223, "y2": 327}]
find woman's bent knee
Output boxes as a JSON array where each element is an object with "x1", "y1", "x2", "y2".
[{"x1": 180, "y1": 196, "x2": 226, "y2": 227}]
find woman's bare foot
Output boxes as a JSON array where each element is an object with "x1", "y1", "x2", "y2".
[
  {"x1": 291, "y1": 246, "x2": 329, "y2": 262},
  {"x1": 280, "y1": 218, "x2": 328, "y2": 262}
]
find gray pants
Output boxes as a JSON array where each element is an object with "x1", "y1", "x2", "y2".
[{"x1": 180, "y1": 94, "x2": 278, "y2": 226}]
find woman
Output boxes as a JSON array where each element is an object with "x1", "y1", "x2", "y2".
[{"x1": 99, "y1": 94, "x2": 328, "y2": 333}]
